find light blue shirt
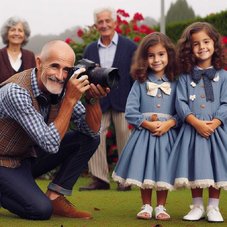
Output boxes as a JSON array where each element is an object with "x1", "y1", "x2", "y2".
[{"x1": 98, "y1": 32, "x2": 118, "y2": 67}]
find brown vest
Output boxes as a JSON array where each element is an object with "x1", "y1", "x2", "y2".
[{"x1": 0, "y1": 69, "x2": 60, "y2": 168}]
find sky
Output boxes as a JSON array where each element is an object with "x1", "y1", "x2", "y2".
[{"x1": 0, "y1": 0, "x2": 226, "y2": 36}]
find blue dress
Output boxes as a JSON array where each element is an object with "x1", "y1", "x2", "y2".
[
  {"x1": 112, "y1": 73, "x2": 179, "y2": 190},
  {"x1": 168, "y1": 69, "x2": 227, "y2": 189}
]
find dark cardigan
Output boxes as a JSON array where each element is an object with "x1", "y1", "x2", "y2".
[
  {"x1": 0, "y1": 47, "x2": 36, "y2": 83},
  {"x1": 83, "y1": 35, "x2": 137, "y2": 113}
]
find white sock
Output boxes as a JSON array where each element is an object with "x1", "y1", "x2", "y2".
[
  {"x1": 208, "y1": 198, "x2": 219, "y2": 207},
  {"x1": 192, "y1": 197, "x2": 203, "y2": 206}
]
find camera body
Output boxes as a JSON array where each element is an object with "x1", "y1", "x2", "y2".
[{"x1": 69, "y1": 59, "x2": 119, "y2": 88}]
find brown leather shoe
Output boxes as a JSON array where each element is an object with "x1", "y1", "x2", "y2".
[
  {"x1": 51, "y1": 195, "x2": 92, "y2": 219},
  {"x1": 79, "y1": 177, "x2": 110, "y2": 191},
  {"x1": 117, "y1": 183, "x2": 131, "y2": 191}
]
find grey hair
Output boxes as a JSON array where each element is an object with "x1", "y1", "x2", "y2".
[
  {"x1": 1, "y1": 16, "x2": 31, "y2": 46},
  {"x1": 93, "y1": 7, "x2": 117, "y2": 24}
]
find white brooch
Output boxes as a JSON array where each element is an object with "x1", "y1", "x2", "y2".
[
  {"x1": 190, "y1": 95, "x2": 196, "y2": 101},
  {"x1": 213, "y1": 74, "x2": 219, "y2": 82},
  {"x1": 190, "y1": 81, "x2": 196, "y2": 87}
]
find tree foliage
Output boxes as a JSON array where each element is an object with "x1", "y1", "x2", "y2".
[{"x1": 166, "y1": 0, "x2": 195, "y2": 24}]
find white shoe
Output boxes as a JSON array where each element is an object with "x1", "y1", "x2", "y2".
[
  {"x1": 207, "y1": 205, "x2": 224, "y2": 223},
  {"x1": 137, "y1": 204, "x2": 153, "y2": 220},
  {"x1": 155, "y1": 205, "x2": 170, "y2": 220},
  {"x1": 183, "y1": 205, "x2": 205, "y2": 221}
]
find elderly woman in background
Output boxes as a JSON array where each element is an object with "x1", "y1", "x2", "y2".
[{"x1": 0, "y1": 16, "x2": 36, "y2": 83}]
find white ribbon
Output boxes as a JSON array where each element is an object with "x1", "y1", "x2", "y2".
[{"x1": 146, "y1": 81, "x2": 171, "y2": 96}]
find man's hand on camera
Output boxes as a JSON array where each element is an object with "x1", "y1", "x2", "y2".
[
  {"x1": 85, "y1": 84, "x2": 110, "y2": 105},
  {"x1": 65, "y1": 68, "x2": 90, "y2": 104}
]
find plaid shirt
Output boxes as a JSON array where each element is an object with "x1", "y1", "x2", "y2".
[{"x1": 0, "y1": 69, "x2": 98, "y2": 154}]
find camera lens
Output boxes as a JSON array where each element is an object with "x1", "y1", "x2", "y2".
[{"x1": 89, "y1": 67, "x2": 119, "y2": 88}]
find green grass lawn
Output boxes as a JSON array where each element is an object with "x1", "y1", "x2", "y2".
[{"x1": 1, "y1": 176, "x2": 227, "y2": 227}]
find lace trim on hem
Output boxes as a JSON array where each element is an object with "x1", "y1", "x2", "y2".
[
  {"x1": 174, "y1": 178, "x2": 227, "y2": 190},
  {"x1": 112, "y1": 172, "x2": 174, "y2": 190}
]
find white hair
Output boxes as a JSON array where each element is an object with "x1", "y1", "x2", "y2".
[{"x1": 93, "y1": 7, "x2": 117, "y2": 24}]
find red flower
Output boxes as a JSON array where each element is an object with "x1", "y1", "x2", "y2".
[
  {"x1": 139, "y1": 25, "x2": 154, "y2": 35},
  {"x1": 117, "y1": 15, "x2": 122, "y2": 23},
  {"x1": 115, "y1": 26, "x2": 123, "y2": 34},
  {"x1": 121, "y1": 20, "x2": 129, "y2": 25},
  {"x1": 109, "y1": 144, "x2": 118, "y2": 152},
  {"x1": 117, "y1": 9, "x2": 130, "y2": 17},
  {"x1": 65, "y1": 38, "x2": 72, "y2": 44},
  {"x1": 77, "y1": 29, "x2": 84, "y2": 38},
  {"x1": 133, "y1": 12, "x2": 144, "y2": 21},
  {"x1": 112, "y1": 157, "x2": 118, "y2": 163},
  {"x1": 124, "y1": 27, "x2": 131, "y2": 35},
  {"x1": 132, "y1": 24, "x2": 139, "y2": 32},
  {"x1": 133, "y1": 36, "x2": 141, "y2": 43},
  {"x1": 222, "y1": 36, "x2": 227, "y2": 44},
  {"x1": 106, "y1": 130, "x2": 113, "y2": 139}
]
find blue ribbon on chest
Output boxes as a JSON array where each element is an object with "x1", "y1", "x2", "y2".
[{"x1": 192, "y1": 68, "x2": 216, "y2": 102}]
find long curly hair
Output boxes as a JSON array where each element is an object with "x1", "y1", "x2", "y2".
[
  {"x1": 130, "y1": 32, "x2": 177, "y2": 83},
  {"x1": 177, "y1": 22, "x2": 226, "y2": 74}
]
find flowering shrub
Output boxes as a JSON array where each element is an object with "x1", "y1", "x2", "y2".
[
  {"x1": 115, "y1": 9, "x2": 155, "y2": 43},
  {"x1": 66, "y1": 9, "x2": 155, "y2": 62},
  {"x1": 66, "y1": 9, "x2": 154, "y2": 164}
]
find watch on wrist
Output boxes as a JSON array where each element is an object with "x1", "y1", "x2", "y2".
[{"x1": 85, "y1": 97, "x2": 98, "y2": 105}]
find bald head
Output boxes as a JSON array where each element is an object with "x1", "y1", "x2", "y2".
[
  {"x1": 36, "y1": 40, "x2": 76, "y2": 95},
  {"x1": 39, "y1": 40, "x2": 75, "y2": 63}
]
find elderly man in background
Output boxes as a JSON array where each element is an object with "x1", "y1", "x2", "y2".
[{"x1": 79, "y1": 7, "x2": 137, "y2": 191}]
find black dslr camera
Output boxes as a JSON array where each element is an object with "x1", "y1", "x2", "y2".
[
  {"x1": 58, "y1": 59, "x2": 119, "y2": 102},
  {"x1": 69, "y1": 58, "x2": 119, "y2": 88}
]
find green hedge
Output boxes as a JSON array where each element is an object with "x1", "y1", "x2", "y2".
[{"x1": 155, "y1": 10, "x2": 227, "y2": 43}]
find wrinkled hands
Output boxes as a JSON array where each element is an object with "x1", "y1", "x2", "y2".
[
  {"x1": 85, "y1": 83, "x2": 110, "y2": 101},
  {"x1": 65, "y1": 68, "x2": 110, "y2": 105},
  {"x1": 64, "y1": 68, "x2": 90, "y2": 104}
]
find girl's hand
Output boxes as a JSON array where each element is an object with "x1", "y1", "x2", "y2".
[
  {"x1": 206, "y1": 118, "x2": 222, "y2": 131},
  {"x1": 141, "y1": 120, "x2": 161, "y2": 133},
  {"x1": 193, "y1": 120, "x2": 214, "y2": 138},
  {"x1": 186, "y1": 114, "x2": 213, "y2": 139},
  {"x1": 152, "y1": 119, "x2": 176, "y2": 137}
]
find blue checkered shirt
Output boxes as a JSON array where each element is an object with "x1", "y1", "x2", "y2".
[{"x1": 0, "y1": 69, "x2": 98, "y2": 153}]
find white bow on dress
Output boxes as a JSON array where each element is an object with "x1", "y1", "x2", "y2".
[{"x1": 146, "y1": 81, "x2": 171, "y2": 96}]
